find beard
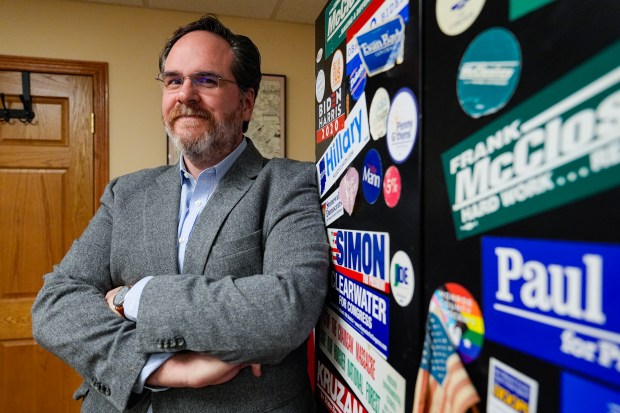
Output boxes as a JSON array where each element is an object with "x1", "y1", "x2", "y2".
[{"x1": 164, "y1": 102, "x2": 244, "y2": 167}]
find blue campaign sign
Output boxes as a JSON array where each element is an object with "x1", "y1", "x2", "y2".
[
  {"x1": 329, "y1": 270, "x2": 390, "y2": 358},
  {"x1": 356, "y1": 16, "x2": 405, "y2": 77},
  {"x1": 482, "y1": 236, "x2": 620, "y2": 387},
  {"x1": 561, "y1": 372, "x2": 620, "y2": 413}
]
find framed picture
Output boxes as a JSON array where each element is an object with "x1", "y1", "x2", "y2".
[
  {"x1": 167, "y1": 73, "x2": 286, "y2": 165},
  {"x1": 246, "y1": 74, "x2": 286, "y2": 158}
]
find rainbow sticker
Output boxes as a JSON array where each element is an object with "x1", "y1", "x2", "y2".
[{"x1": 429, "y1": 283, "x2": 484, "y2": 363}]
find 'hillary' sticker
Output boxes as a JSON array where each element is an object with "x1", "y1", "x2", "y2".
[{"x1": 318, "y1": 93, "x2": 371, "y2": 198}]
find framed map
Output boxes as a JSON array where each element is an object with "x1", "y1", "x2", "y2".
[
  {"x1": 167, "y1": 73, "x2": 286, "y2": 164},
  {"x1": 247, "y1": 74, "x2": 286, "y2": 158}
]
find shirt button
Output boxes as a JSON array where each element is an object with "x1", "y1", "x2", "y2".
[
  {"x1": 184, "y1": 172, "x2": 190, "y2": 179},
  {"x1": 179, "y1": 237, "x2": 186, "y2": 243},
  {"x1": 195, "y1": 200, "x2": 202, "y2": 206}
]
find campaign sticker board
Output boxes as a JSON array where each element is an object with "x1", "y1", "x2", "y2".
[
  {"x1": 482, "y1": 236, "x2": 620, "y2": 387},
  {"x1": 442, "y1": 40, "x2": 620, "y2": 240},
  {"x1": 316, "y1": 0, "x2": 421, "y2": 411},
  {"x1": 318, "y1": 307, "x2": 406, "y2": 413}
]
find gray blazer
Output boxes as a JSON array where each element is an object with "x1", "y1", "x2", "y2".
[{"x1": 32, "y1": 140, "x2": 330, "y2": 412}]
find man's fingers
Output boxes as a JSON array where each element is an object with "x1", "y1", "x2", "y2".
[{"x1": 250, "y1": 363, "x2": 262, "y2": 377}]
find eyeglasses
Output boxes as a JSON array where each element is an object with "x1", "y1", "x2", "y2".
[{"x1": 156, "y1": 71, "x2": 242, "y2": 91}]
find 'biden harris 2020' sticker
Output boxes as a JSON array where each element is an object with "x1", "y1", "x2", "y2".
[{"x1": 457, "y1": 27, "x2": 521, "y2": 118}]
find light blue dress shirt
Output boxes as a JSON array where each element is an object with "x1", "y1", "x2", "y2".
[{"x1": 123, "y1": 138, "x2": 248, "y2": 394}]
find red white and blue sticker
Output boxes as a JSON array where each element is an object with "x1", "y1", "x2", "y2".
[
  {"x1": 355, "y1": 16, "x2": 405, "y2": 77},
  {"x1": 329, "y1": 228, "x2": 391, "y2": 293},
  {"x1": 362, "y1": 149, "x2": 383, "y2": 204},
  {"x1": 483, "y1": 236, "x2": 620, "y2": 387},
  {"x1": 457, "y1": 27, "x2": 522, "y2": 118},
  {"x1": 330, "y1": 270, "x2": 390, "y2": 358},
  {"x1": 318, "y1": 93, "x2": 371, "y2": 198},
  {"x1": 345, "y1": 0, "x2": 410, "y2": 100}
]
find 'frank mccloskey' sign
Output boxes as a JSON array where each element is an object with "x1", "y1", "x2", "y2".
[{"x1": 442, "y1": 40, "x2": 620, "y2": 239}]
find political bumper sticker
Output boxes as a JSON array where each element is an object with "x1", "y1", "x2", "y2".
[
  {"x1": 317, "y1": 74, "x2": 346, "y2": 143},
  {"x1": 442, "y1": 40, "x2": 620, "y2": 239},
  {"x1": 325, "y1": 0, "x2": 372, "y2": 58},
  {"x1": 317, "y1": 360, "x2": 368, "y2": 413},
  {"x1": 318, "y1": 308, "x2": 406, "y2": 413},
  {"x1": 483, "y1": 236, "x2": 620, "y2": 387},
  {"x1": 330, "y1": 271, "x2": 390, "y2": 359},
  {"x1": 346, "y1": 0, "x2": 409, "y2": 100},
  {"x1": 318, "y1": 93, "x2": 371, "y2": 198},
  {"x1": 329, "y1": 228, "x2": 391, "y2": 293},
  {"x1": 322, "y1": 189, "x2": 345, "y2": 227},
  {"x1": 487, "y1": 358, "x2": 538, "y2": 413},
  {"x1": 355, "y1": 16, "x2": 405, "y2": 77}
]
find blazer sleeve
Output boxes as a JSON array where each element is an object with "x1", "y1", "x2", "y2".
[
  {"x1": 135, "y1": 162, "x2": 331, "y2": 364},
  {"x1": 31, "y1": 178, "x2": 149, "y2": 412}
]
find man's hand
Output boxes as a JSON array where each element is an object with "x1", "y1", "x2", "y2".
[
  {"x1": 105, "y1": 286, "x2": 125, "y2": 317},
  {"x1": 146, "y1": 352, "x2": 262, "y2": 388}
]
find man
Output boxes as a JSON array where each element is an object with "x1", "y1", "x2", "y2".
[{"x1": 32, "y1": 14, "x2": 329, "y2": 413}]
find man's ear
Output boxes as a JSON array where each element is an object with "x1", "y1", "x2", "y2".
[{"x1": 242, "y1": 88, "x2": 255, "y2": 123}]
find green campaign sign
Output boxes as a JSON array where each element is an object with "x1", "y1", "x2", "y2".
[
  {"x1": 325, "y1": 0, "x2": 372, "y2": 58},
  {"x1": 442, "y1": 40, "x2": 620, "y2": 240}
]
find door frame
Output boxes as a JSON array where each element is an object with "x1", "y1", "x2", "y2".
[{"x1": 0, "y1": 55, "x2": 109, "y2": 203}]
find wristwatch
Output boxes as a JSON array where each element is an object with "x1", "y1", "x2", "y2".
[{"x1": 113, "y1": 286, "x2": 131, "y2": 319}]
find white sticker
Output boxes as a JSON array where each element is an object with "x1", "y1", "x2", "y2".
[
  {"x1": 369, "y1": 87, "x2": 391, "y2": 140},
  {"x1": 487, "y1": 358, "x2": 539, "y2": 413},
  {"x1": 321, "y1": 189, "x2": 344, "y2": 226},
  {"x1": 436, "y1": 0, "x2": 486, "y2": 36},
  {"x1": 316, "y1": 47, "x2": 324, "y2": 64},
  {"x1": 331, "y1": 49, "x2": 344, "y2": 92},
  {"x1": 386, "y1": 87, "x2": 418, "y2": 164},
  {"x1": 390, "y1": 250, "x2": 415, "y2": 307},
  {"x1": 316, "y1": 69, "x2": 326, "y2": 103}
]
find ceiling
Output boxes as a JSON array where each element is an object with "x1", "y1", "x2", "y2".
[{"x1": 67, "y1": 0, "x2": 325, "y2": 25}]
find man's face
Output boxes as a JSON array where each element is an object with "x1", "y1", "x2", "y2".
[{"x1": 161, "y1": 30, "x2": 254, "y2": 161}]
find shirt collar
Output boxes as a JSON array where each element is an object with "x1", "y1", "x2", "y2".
[{"x1": 179, "y1": 137, "x2": 247, "y2": 184}]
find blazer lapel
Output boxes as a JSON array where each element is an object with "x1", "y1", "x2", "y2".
[
  {"x1": 144, "y1": 165, "x2": 182, "y2": 274},
  {"x1": 182, "y1": 140, "x2": 265, "y2": 275}
]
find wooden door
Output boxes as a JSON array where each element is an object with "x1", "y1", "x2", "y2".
[{"x1": 0, "y1": 57, "x2": 108, "y2": 412}]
